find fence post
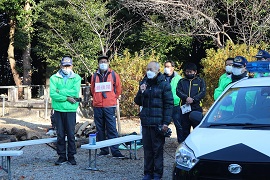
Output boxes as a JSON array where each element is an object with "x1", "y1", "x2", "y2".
[
  {"x1": 1, "y1": 95, "x2": 6, "y2": 116},
  {"x1": 8, "y1": 87, "x2": 18, "y2": 102},
  {"x1": 24, "y1": 86, "x2": 32, "y2": 100}
]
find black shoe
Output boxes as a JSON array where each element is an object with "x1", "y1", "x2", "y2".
[
  {"x1": 68, "y1": 157, "x2": 77, "y2": 165},
  {"x1": 55, "y1": 157, "x2": 67, "y2": 165},
  {"x1": 112, "y1": 152, "x2": 125, "y2": 159},
  {"x1": 98, "y1": 151, "x2": 110, "y2": 157}
]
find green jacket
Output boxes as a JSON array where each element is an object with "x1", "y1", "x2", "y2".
[
  {"x1": 214, "y1": 74, "x2": 232, "y2": 100},
  {"x1": 170, "y1": 72, "x2": 182, "y2": 106},
  {"x1": 218, "y1": 73, "x2": 228, "y2": 86},
  {"x1": 50, "y1": 71, "x2": 81, "y2": 112}
]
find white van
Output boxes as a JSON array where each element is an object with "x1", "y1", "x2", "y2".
[{"x1": 173, "y1": 63, "x2": 270, "y2": 179}]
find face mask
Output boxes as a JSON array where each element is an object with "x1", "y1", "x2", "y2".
[
  {"x1": 164, "y1": 67, "x2": 171, "y2": 75},
  {"x1": 147, "y1": 70, "x2": 156, "y2": 79},
  {"x1": 62, "y1": 68, "x2": 72, "y2": 75},
  {"x1": 225, "y1": 66, "x2": 232, "y2": 73},
  {"x1": 232, "y1": 67, "x2": 243, "y2": 76},
  {"x1": 99, "y1": 63, "x2": 108, "y2": 71},
  {"x1": 185, "y1": 74, "x2": 195, "y2": 79}
]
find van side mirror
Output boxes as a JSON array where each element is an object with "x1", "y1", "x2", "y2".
[{"x1": 189, "y1": 111, "x2": 203, "y2": 127}]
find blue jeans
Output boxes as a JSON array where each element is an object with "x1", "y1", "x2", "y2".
[
  {"x1": 93, "y1": 107, "x2": 121, "y2": 155},
  {"x1": 54, "y1": 111, "x2": 76, "y2": 158},
  {"x1": 172, "y1": 106, "x2": 183, "y2": 143}
]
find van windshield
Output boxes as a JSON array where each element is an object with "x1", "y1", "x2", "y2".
[{"x1": 203, "y1": 86, "x2": 270, "y2": 127}]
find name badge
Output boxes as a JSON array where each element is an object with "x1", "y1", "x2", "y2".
[
  {"x1": 181, "y1": 104, "x2": 191, "y2": 114},
  {"x1": 95, "y1": 82, "x2": 112, "y2": 92}
]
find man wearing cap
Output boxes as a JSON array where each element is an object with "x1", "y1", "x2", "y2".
[
  {"x1": 90, "y1": 55, "x2": 125, "y2": 158},
  {"x1": 214, "y1": 56, "x2": 248, "y2": 100},
  {"x1": 176, "y1": 62, "x2": 206, "y2": 141},
  {"x1": 50, "y1": 56, "x2": 81, "y2": 165},
  {"x1": 253, "y1": 50, "x2": 270, "y2": 78},
  {"x1": 255, "y1": 50, "x2": 270, "y2": 61},
  {"x1": 231, "y1": 56, "x2": 249, "y2": 83}
]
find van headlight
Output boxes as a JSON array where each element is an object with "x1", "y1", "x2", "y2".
[{"x1": 175, "y1": 143, "x2": 198, "y2": 170}]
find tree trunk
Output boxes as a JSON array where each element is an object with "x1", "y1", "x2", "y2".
[
  {"x1": 22, "y1": 43, "x2": 32, "y2": 85},
  {"x1": 22, "y1": 1, "x2": 32, "y2": 86},
  {"x1": 7, "y1": 19, "x2": 22, "y2": 91}
]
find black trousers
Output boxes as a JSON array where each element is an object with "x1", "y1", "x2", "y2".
[
  {"x1": 180, "y1": 107, "x2": 202, "y2": 141},
  {"x1": 54, "y1": 111, "x2": 76, "y2": 158},
  {"x1": 142, "y1": 126, "x2": 165, "y2": 177}
]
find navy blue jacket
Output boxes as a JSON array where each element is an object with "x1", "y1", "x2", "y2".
[
  {"x1": 176, "y1": 76, "x2": 206, "y2": 111},
  {"x1": 134, "y1": 73, "x2": 174, "y2": 126}
]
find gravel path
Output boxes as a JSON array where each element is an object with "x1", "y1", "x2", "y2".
[{"x1": 0, "y1": 116, "x2": 179, "y2": 180}]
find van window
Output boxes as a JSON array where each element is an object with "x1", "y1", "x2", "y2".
[{"x1": 204, "y1": 87, "x2": 270, "y2": 125}]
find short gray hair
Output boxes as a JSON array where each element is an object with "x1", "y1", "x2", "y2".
[{"x1": 150, "y1": 61, "x2": 160, "y2": 70}]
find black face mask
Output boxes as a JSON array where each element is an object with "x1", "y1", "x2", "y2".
[{"x1": 185, "y1": 74, "x2": 195, "y2": 79}]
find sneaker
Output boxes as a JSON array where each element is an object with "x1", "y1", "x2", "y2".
[
  {"x1": 55, "y1": 157, "x2": 67, "y2": 165},
  {"x1": 142, "y1": 174, "x2": 153, "y2": 180},
  {"x1": 68, "y1": 157, "x2": 77, "y2": 165},
  {"x1": 98, "y1": 151, "x2": 110, "y2": 157},
  {"x1": 112, "y1": 152, "x2": 125, "y2": 159}
]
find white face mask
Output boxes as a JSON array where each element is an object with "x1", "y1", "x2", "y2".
[
  {"x1": 147, "y1": 70, "x2": 156, "y2": 79},
  {"x1": 232, "y1": 67, "x2": 243, "y2": 76},
  {"x1": 62, "y1": 68, "x2": 72, "y2": 75},
  {"x1": 99, "y1": 63, "x2": 108, "y2": 71},
  {"x1": 225, "y1": 66, "x2": 232, "y2": 73},
  {"x1": 164, "y1": 67, "x2": 171, "y2": 75}
]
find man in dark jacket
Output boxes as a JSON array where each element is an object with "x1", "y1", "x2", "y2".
[
  {"x1": 176, "y1": 62, "x2": 206, "y2": 141},
  {"x1": 134, "y1": 61, "x2": 173, "y2": 180}
]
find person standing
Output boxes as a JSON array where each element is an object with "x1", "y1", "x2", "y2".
[
  {"x1": 134, "y1": 61, "x2": 173, "y2": 180},
  {"x1": 163, "y1": 60, "x2": 183, "y2": 143},
  {"x1": 253, "y1": 50, "x2": 270, "y2": 78},
  {"x1": 176, "y1": 62, "x2": 206, "y2": 141},
  {"x1": 50, "y1": 56, "x2": 81, "y2": 165},
  {"x1": 213, "y1": 58, "x2": 234, "y2": 100},
  {"x1": 231, "y1": 56, "x2": 248, "y2": 83},
  {"x1": 90, "y1": 55, "x2": 124, "y2": 158}
]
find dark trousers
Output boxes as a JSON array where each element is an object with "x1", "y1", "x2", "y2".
[
  {"x1": 180, "y1": 107, "x2": 202, "y2": 141},
  {"x1": 94, "y1": 107, "x2": 120, "y2": 155},
  {"x1": 142, "y1": 126, "x2": 165, "y2": 178},
  {"x1": 54, "y1": 111, "x2": 76, "y2": 158},
  {"x1": 172, "y1": 106, "x2": 183, "y2": 143}
]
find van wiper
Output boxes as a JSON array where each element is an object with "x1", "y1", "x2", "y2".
[
  {"x1": 242, "y1": 124, "x2": 270, "y2": 129},
  {"x1": 207, "y1": 123, "x2": 254, "y2": 127}
]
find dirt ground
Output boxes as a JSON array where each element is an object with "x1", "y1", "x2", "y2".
[{"x1": 0, "y1": 114, "x2": 179, "y2": 180}]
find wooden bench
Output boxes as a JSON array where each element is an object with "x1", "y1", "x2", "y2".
[
  {"x1": 0, "y1": 137, "x2": 57, "y2": 150},
  {"x1": 0, "y1": 150, "x2": 23, "y2": 180},
  {"x1": 81, "y1": 135, "x2": 142, "y2": 170}
]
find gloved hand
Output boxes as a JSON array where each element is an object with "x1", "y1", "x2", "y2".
[{"x1": 67, "y1": 97, "x2": 76, "y2": 104}]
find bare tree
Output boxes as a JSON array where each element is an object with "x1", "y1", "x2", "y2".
[
  {"x1": 67, "y1": 0, "x2": 138, "y2": 56},
  {"x1": 120, "y1": 0, "x2": 270, "y2": 47}
]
